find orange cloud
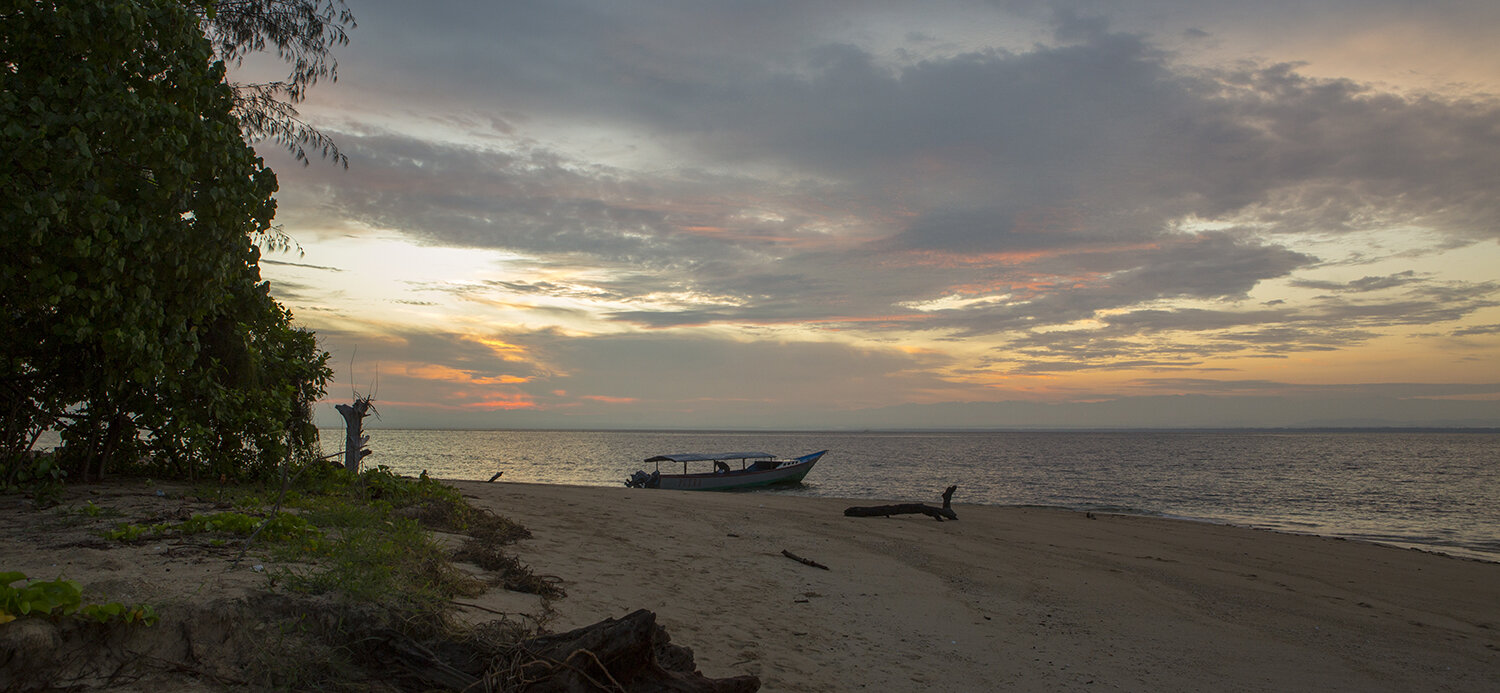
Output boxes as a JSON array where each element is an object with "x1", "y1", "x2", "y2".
[
  {"x1": 340, "y1": 397, "x2": 536, "y2": 411},
  {"x1": 808, "y1": 313, "x2": 930, "y2": 326},
  {"x1": 892, "y1": 248, "x2": 1050, "y2": 268},
  {"x1": 401, "y1": 362, "x2": 530, "y2": 385},
  {"x1": 462, "y1": 395, "x2": 538, "y2": 411},
  {"x1": 890, "y1": 240, "x2": 1160, "y2": 270},
  {"x1": 472, "y1": 336, "x2": 529, "y2": 361},
  {"x1": 580, "y1": 395, "x2": 639, "y2": 404}
]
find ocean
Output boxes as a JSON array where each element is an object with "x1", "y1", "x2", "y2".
[{"x1": 324, "y1": 429, "x2": 1500, "y2": 563}]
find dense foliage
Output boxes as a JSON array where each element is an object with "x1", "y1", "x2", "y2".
[{"x1": 0, "y1": 0, "x2": 331, "y2": 483}]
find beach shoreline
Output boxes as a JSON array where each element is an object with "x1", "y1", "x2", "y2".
[{"x1": 452, "y1": 480, "x2": 1500, "y2": 692}]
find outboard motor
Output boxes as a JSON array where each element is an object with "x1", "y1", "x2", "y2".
[{"x1": 625, "y1": 470, "x2": 653, "y2": 488}]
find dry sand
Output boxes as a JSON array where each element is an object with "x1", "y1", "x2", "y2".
[{"x1": 452, "y1": 481, "x2": 1500, "y2": 692}]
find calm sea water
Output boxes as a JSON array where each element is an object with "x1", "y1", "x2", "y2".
[{"x1": 324, "y1": 429, "x2": 1500, "y2": 563}]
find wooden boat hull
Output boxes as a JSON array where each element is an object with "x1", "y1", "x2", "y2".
[
  {"x1": 627, "y1": 451, "x2": 826, "y2": 491},
  {"x1": 656, "y1": 457, "x2": 819, "y2": 491}
]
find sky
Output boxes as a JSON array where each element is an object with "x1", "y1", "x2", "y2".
[{"x1": 245, "y1": 0, "x2": 1500, "y2": 430}]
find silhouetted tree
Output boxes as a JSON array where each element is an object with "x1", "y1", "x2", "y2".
[
  {"x1": 201, "y1": 0, "x2": 357, "y2": 167},
  {"x1": 0, "y1": 0, "x2": 331, "y2": 482}
]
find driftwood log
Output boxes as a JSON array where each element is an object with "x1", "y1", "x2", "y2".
[
  {"x1": 781, "y1": 549, "x2": 830, "y2": 571},
  {"x1": 363, "y1": 609, "x2": 757, "y2": 692},
  {"x1": 507, "y1": 609, "x2": 760, "y2": 692},
  {"x1": 844, "y1": 485, "x2": 959, "y2": 521}
]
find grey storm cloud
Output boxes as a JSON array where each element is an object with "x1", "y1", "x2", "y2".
[{"x1": 322, "y1": 2, "x2": 1500, "y2": 237}]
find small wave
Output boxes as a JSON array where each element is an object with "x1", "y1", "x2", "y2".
[{"x1": 1002, "y1": 502, "x2": 1176, "y2": 519}]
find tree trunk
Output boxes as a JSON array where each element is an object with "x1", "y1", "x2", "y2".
[{"x1": 334, "y1": 396, "x2": 373, "y2": 473}]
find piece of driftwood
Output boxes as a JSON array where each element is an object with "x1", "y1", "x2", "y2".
[
  {"x1": 844, "y1": 485, "x2": 959, "y2": 521},
  {"x1": 365, "y1": 609, "x2": 757, "y2": 692},
  {"x1": 376, "y1": 630, "x2": 482, "y2": 691},
  {"x1": 781, "y1": 549, "x2": 830, "y2": 571},
  {"x1": 507, "y1": 609, "x2": 760, "y2": 692},
  {"x1": 488, "y1": 470, "x2": 505, "y2": 482}
]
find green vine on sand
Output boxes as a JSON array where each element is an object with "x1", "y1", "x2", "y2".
[
  {"x1": 101, "y1": 511, "x2": 317, "y2": 544},
  {"x1": 0, "y1": 572, "x2": 157, "y2": 626}
]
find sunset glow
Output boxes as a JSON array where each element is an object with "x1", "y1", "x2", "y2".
[{"x1": 256, "y1": 0, "x2": 1500, "y2": 429}]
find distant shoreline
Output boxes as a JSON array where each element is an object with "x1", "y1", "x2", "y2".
[{"x1": 338, "y1": 425, "x2": 1500, "y2": 434}]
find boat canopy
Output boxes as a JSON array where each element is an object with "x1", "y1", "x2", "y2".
[{"x1": 644, "y1": 452, "x2": 775, "y2": 463}]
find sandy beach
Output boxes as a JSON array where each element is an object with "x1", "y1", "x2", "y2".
[
  {"x1": 451, "y1": 481, "x2": 1499, "y2": 692},
  {"x1": 3, "y1": 478, "x2": 1496, "y2": 691}
]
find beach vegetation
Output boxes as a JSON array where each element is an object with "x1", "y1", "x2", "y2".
[
  {"x1": 3, "y1": 471, "x2": 596, "y2": 690},
  {"x1": 100, "y1": 522, "x2": 169, "y2": 542},
  {"x1": 0, "y1": 451, "x2": 66, "y2": 506},
  {"x1": 99, "y1": 509, "x2": 316, "y2": 544},
  {"x1": 0, "y1": 572, "x2": 158, "y2": 626},
  {"x1": 0, "y1": 4, "x2": 581, "y2": 687},
  {"x1": 262, "y1": 466, "x2": 495, "y2": 606}
]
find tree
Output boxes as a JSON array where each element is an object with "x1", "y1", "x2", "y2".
[
  {"x1": 201, "y1": 0, "x2": 357, "y2": 167},
  {"x1": 143, "y1": 269, "x2": 331, "y2": 480},
  {"x1": 0, "y1": 0, "x2": 330, "y2": 481}
]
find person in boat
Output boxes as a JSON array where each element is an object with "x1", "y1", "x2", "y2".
[{"x1": 714, "y1": 460, "x2": 730, "y2": 474}]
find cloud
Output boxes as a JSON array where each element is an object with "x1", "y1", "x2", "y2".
[
  {"x1": 1001, "y1": 277, "x2": 1499, "y2": 365},
  {"x1": 1291, "y1": 271, "x2": 1421, "y2": 293},
  {"x1": 530, "y1": 331, "x2": 961, "y2": 409},
  {"x1": 1452, "y1": 324, "x2": 1500, "y2": 337},
  {"x1": 262, "y1": 1, "x2": 1500, "y2": 428},
  {"x1": 1126, "y1": 378, "x2": 1500, "y2": 398},
  {"x1": 300, "y1": 6, "x2": 1500, "y2": 242},
  {"x1": 285, "y1": 16, "x2": 1499, "y2": 299},
  {"x1": 306, "y1": 320, "x2": 979, "y2": 427},
  {"x1": 260, "y1": 258, "x2": 345, "y2": 273}
]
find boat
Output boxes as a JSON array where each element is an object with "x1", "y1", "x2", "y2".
[{"x1": 623, "y1": 450, "x2": 827, "y2": 491}]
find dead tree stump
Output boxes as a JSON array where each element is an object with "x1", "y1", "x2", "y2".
[{"x1": 334, "y1": 396, "x2": 373, "y2": 473}]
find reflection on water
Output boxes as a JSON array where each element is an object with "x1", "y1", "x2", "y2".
[{"x1": 325, "y1": 429, "x2": 1500, "y2": 562}]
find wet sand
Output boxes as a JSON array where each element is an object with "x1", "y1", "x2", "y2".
[{"x1": 452, "y1": 481, "x2": 1500, "y2": 692}]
